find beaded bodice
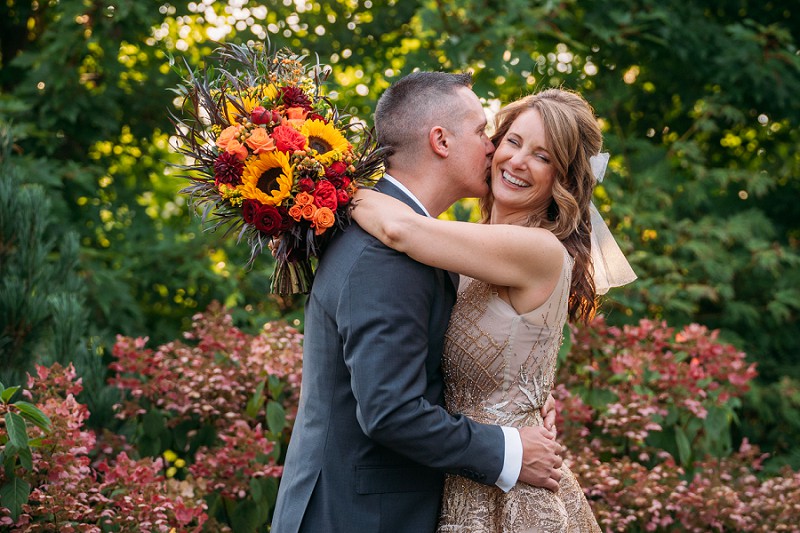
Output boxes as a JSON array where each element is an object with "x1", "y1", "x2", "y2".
[{"x1": 442, "y1": 248, "x2": 573, "y2": 427}]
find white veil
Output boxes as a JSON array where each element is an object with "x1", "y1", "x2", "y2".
[{"x1": 589, "y1": 153, "x2": 637, "y2": 295}]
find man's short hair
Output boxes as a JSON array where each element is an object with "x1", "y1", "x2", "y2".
[{"x1": 374, "y1": 71, "x2": 473, "y2": 158}]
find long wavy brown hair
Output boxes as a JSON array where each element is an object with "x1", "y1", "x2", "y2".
[{"x1": 480, "y1": 89, "x2": 602, "y2": 323}]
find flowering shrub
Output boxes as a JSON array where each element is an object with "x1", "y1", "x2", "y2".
[
  {"x1": 0, "y1": 303, "x2": 303, "y2": 531},
  {"x1": 4, "y1": 307, "x2": 798, "y2": 531},
  {"x1": 558, "y1": 317, "x2": 800, "y2": 531},
  {"x1": 108, "y1": 301, "x2": 303, "y2": 530},
  {"x1": 0, "y1": 363, "x2": 208, "y2": 531}
]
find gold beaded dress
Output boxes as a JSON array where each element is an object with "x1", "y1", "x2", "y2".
[{"x1": 438, "y1": 248, "x2": 600, "y2": 533}]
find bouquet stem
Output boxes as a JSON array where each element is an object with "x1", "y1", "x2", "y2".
[{"x1": 271, "y1": 260, "x2": 314, "y2": 295}]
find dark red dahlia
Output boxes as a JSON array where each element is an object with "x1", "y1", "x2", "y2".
[
  {"x1": 214, "y1": 151, "x2": 244, "y2": 186},
  {"x1": 280, "y1": 86, "x2": 312, "y2": 110}
]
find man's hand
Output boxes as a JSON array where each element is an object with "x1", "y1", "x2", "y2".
[
  {"x1": 540, "y1": 393, "x2": 557, "y2": 433},
  {"x1": 517, "y1": 426, "x2": 564, "y2": 492}
]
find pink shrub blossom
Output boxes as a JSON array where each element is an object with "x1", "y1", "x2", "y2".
[
  {"x1": 0, "y1": 364, "x2": 208, "y2": 531},
  {"x1": 4, "y1": 307, "x2": 796, "y2": 530},
  {"x1": 558, "y1": 317, "x2": 796, "y2": 531}
]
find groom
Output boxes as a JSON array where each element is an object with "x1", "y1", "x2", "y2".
[{"x1": 271, "y1": 72, "x2": 563, "y2": 533}]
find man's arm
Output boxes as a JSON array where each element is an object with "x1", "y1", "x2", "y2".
[
  {"x1": 339, "y1": 240, "x2": 564, "y2": 490},
  {"x1": 339, "y1": 241, "x2": 505, "y2": 484}
]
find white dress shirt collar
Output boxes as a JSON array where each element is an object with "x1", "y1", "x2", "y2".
[{"x1": 382, "y1": 173, "x2": 431, "y2": 217}]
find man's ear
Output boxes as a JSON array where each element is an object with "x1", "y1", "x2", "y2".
[{"x1": 429, "y1": 126, "x2": 449, "y2": 158}]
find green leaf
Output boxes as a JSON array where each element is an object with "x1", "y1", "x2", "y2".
[
  {"x1": 1, "y1": 386, "x2": 20, "y2": 403},
  {"x1": 5, "y1": 412, "x2": 28, "y2": 449},
  {"x1": 142, "y1": 409, "x2": 165, "y2": 438},
  {"x1": 13, "y1": 401, "x2": 52, "y2": 432},
  {"x1": 255, "y1": 477, "x2": 278, "y2": 511},
  {"x1": 0, "y1": 475, "x2": 31, "y2": 520},
  {"x1": 246, "y1": 380, "x2": 266, "y2": 419},
  {"x1": 26, "y1": 437, "x2": 45, "y2": 448},
  {"x1": 230, "y1": 498, "x2": 263, "y2": 532},
  {"x1": 675, "y1": 425, "x2": 692, "y2": 466},
  {"x1": 137, "y1": 435, "x2": 162, "y2": 458},
  {"x1": 17, "y1": 446, "x2": 33, "y2": 471},
  {"x1": 267, "y1": 375, "x2": 284, "y2": 400},
  {"x1": 266, "y1": 401, "x2": 286, "y2": 435}
]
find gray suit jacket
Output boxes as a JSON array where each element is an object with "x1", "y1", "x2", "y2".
[{"x1": 271, "y1": 179, "x2": 505, "y2": 533}]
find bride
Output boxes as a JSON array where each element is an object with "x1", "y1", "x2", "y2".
[{"x1": 353, "y1": 88, "x2": 635, "y2": 532}]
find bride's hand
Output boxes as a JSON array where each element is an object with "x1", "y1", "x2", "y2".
[{"x1": 540, "y1": 393, "x2": 557, "y2": 435}]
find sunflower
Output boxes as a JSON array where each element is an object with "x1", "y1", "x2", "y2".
[
  {"x1": 301, "y1": 120, "x2": 351, "y2": 166},
  {"x1": 240, "y1": 151, "x2": 293, "y2": 206},
  {"x1": 224, "y1": 84, "x2": 280, "y2": 123}
]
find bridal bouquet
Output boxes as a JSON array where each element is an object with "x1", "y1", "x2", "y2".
[{"x1": 171, "y1": 42, "x2": 381, "y2": 294}]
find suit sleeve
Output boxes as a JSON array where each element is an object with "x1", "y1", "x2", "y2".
[{"x1": 338, "y1": 240, "x2": 505, "y2": 484}]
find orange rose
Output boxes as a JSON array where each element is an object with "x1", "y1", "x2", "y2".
[
  {"x1": 285, "y1": 107, "x2": 308, "y2": 129},
  {"x1": 225, "y1": 139, "x2": 249, "y2": 161},
  {"x1": 245, "y1": 127, "x2": 276, "y2": 154},
  {"x1": 294, "y1": 191, "x2": 313, "y2": 206},
  {"x1": 216, "y1": 125, "x2": 241, "y2": 150},
  {"x1": 313, "y1": 207, "x2": 335, "y2": 235},
  {"x1": 286, "y1": 107, "x2": 308, "y2": 121},
  {"x1": 288, "y1": 204, "x2": 303, "y2": 221},
  {"x1": 301, "y1": 203, "x2": 317, "y2": 221}
]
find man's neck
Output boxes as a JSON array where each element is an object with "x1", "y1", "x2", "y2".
[{"x1": 384, "y1": 169, "x2": 455, "y2": 217}]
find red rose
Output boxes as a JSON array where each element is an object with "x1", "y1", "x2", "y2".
[
  {"x1": 296, "y1": 177, "x2": 316, "y2": 193},
  {"x1": 272, "y1": 125, "x2": 307, "y2": 153},
  {"x1": 336, "y1": 189, "x2": 351, "y2": 206},
  {"x1": 277, "y1": 206, "x2": 293, "y2": 231},
  {"x1": 307, "y1": 112, "x2": 326, "y2": 122},
  {"x1": 253, "y1": 204, "x2": 283, "y2": 236},
  {"x1": 313, "y1": 180, "x2": 338, "y2": 210},
  {"x1": 242, "y1": 199, "x2": 261, "y2": 224},
  {"x1": 325, "y1": 161, "x2": 348, "y2": 179}
]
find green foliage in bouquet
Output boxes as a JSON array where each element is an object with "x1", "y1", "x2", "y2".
[{"x1": 171, "y1": 42, "x2": 384, "y2": 295}]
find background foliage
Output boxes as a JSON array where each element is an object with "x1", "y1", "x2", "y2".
[{"x1": 1, "y1": 0, "x2": 798, "y2": 528}]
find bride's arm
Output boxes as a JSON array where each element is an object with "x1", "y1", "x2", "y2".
[{"x1": 351, "y1": 189, "x2": 564, "y2": 290}]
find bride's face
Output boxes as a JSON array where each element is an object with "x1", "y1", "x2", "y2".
[{"x1": 490, "y1": 108, "x2": 556, "y2": 221}]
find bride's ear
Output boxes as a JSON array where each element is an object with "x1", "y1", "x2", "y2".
[{"x1": 429, "y1": 126, "x2": 450, "y2": 158}]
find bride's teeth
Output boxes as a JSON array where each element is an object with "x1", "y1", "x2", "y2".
[{"x1": 503, "y1": 171, "x2": 528, "y2": 187}]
